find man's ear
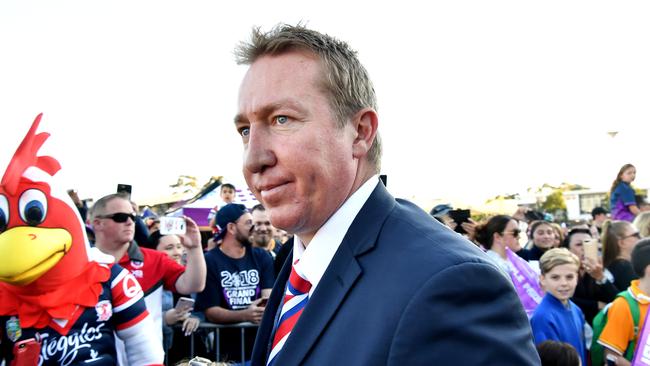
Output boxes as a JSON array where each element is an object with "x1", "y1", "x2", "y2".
[
  {"x1": 226, "y1": 222, "x2": 237, "y2": 237},
  {"x1": 351, "y1": 108, "x2": 378, "y2": 160}
]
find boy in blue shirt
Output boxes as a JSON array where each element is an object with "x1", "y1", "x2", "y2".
[{"x1": 531, "y1": 248, "x2": 586, "y2": 365}]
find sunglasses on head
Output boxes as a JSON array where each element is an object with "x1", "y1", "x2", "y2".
[{"x1": 97, "y1": 212, "x2": 136, "y2": 223}]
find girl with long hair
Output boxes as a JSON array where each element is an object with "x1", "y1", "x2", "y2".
[
  {"x1": 610, "y1": 163, "x2": 640, "y2": 222},
  {"x1": 601, "y1": 219, "x2": 641, "y2": 290}
]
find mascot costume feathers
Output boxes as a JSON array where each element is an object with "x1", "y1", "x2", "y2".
[{"x1": 0, "y1": 114, "x2": 163, "y2": 365}]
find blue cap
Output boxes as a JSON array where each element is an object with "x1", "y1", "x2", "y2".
[
  {"x1": 214, "y1": 203, "x2": 248, "y2": 241},
  {"x1": 429, "y1": 204, "x2": 452, "y2": 218}
]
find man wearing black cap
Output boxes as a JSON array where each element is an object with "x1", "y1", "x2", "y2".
[
  {"x1": 591, "y1": 206, "x2": 609, "y2": 239},
  {"x1": 194, "y1": 203, "x2": 275, "y2": 364}
]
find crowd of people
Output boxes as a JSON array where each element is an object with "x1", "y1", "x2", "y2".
[
  {"x1": 2, "y1": 24, "x2": 649, "y2": 366},
  {"x1": 431, "y1": 162, "x2": 650, "y2": 366},
  {"x1": 38, "y1": 162, "x2": 647, "y2": 366}
]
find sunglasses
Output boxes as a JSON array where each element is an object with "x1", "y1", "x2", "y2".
[
  {"x1": 97, "y1": 212, "x2": 136, "y2": 223},
  {"x1": 502, "y1": 228, "x2": 521, "y2": 238},
  {"x1": 623, "y1": 232, "x2": 641, "y2": 240}
]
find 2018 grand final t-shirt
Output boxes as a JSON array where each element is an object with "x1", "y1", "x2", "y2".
[{"x1": 196, "y1": 245, "x2": 275, "y2": 311}]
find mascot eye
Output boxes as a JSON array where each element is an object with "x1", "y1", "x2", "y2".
[
  {"x1": 0, "y1": 195, "x2": 8, "y2": 232},
  {"x1": 19, "y1": 189, "x2": 48, "y2": 226}
]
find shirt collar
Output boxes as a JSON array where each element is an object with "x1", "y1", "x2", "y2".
[
  {"x1": 119, "y1": 241, "x2": 144, "y2": 263},
  {"x1": 293, "y1": 175, "x2": 379, "y2": 294},
  {"x1": 629, "y1": 280, "x2": 650, "y2": 304}
]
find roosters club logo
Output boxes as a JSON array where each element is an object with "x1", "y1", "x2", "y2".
[{"x1": 95, "y1": 300, "x2": 112, "y2": 322}]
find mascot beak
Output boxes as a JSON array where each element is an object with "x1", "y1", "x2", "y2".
[{"x1": 0, "y1": 227, "x2": 72, "y2": 285}]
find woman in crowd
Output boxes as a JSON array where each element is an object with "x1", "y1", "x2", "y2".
[
  {"x1": 610, "y1": 163, "x2": 640, "y2": 222},
  {"x1": 518, "y1": 220, "x2": 559, "y2": 262},
  {"x1": 551, "y1": 223, "x2": 565, "y2": 249},
  {"x1": 601, "y1": 220, "x2": 641, "y2": 290},
  {"x1": 634, "y1": 211, "x2": 650, "y2": 238},
  {"x1": 475, "y1": 215, "x2": 543, "y2": 316},
  {"x1": 474, "y1": 215, "x2": 522, "y2": 272},
  {"x1": 563, "y1": 227, "x2": 618, "y2": 324},
  {"x1": 148, "y1": 230, "x2": 202, "y2": 364}
]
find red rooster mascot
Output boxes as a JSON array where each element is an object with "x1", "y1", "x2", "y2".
[{"x1": 0, "y1": 114, "x2": 163, "y2": 365}]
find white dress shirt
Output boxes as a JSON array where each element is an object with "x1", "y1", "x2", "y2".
[{"x1": 292, "y1": 175, "x2": 379, "y2": 296}]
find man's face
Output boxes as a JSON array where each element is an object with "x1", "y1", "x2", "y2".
[
  {"x1": 94, "y1": 198, "x2": 135, "y2": 248},
  {"x1": 220, "y1": 187, "x2": 236, "y2": 204},
  {"x1": 251, "y1": 209, "x2": 273, "y2": 247},
  {"x1": 236, "y1": 51, "x2": 358, "y2": 238},
  {"x1": 233, "y1": 212, "x2": 253, "y2": 245},
  {"x1": 594, "y1": 213, "x2": 607, "y2": 225}
]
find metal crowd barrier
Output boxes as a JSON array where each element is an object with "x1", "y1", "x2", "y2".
[{"x1": 175, "y1": 321, "x2": 259, "y2": 363}]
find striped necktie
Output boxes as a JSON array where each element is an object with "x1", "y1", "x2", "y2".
[{"x1": 267, "y1": 260, "x2": 312, "y2": 365}]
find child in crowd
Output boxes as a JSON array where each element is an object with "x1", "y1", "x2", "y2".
[
  {"x1": 598, "y1": 238, "x2": 650, "y2": 366},
  {"x1": 610, "y1": 164, "x2": 640, "y2": 222},
  {"x1": 207, "y1": 183, "x2": 237, "y2": 232},
  {"x1": 519, "y1": 220, "x2": 559, "y2": 262},
  {"x1": 536, "y1": 340, "x2": 581, "y2": 366},
  {"x1": 531, "y1": 248, "x2": 586, "y2": 366}
]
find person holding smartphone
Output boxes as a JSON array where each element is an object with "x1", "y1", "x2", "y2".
[
  {"x1": 91, "y1": 193, "x2": 206, "y2": 365},
  {"x1": 147, "y1": 230, "x2": 204, "y2": 364},
  {"x1": 563, "y1": 227, "x2": 619, "y2": 323}
]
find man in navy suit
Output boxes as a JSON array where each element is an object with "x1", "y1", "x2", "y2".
[{"x1": 233, "y1": 24, "x2": 540, "y2": 365}]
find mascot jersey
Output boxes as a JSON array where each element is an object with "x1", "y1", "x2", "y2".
[
  {"x1": 0, "y1": 114, "x2": 164, "y2": 365},
  {"x1": 1, "y1": 265, "x2": 151, "y2": 366}
]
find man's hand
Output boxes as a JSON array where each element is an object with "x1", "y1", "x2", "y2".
[
  {"x1": 179, "y1": 216, "x2": 202, "y2": 250},
  {"x1": 242, "y1": 298, "x2": 266, "y2": 324}
]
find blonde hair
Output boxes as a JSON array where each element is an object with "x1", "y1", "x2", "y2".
[
  {"x1": 539, "y1": 248, "x2": 580, "y2": 275},
  {"x1": 634, "y1": 212, "x2": 650, "y2": 239}
]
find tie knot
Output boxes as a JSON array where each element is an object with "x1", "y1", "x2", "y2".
[{"x1": 288, "y1": 264, "x2": 311, "y2": 295}]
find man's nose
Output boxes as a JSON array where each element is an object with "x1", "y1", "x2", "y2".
[{"x1": 243, "y1": 125, "x2": 277, "y2": 174}]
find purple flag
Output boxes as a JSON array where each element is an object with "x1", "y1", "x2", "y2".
[
  {"x1": 632, "y1": 309, "x2": 650, "y2": 365},
  {"x1": 506, "y1": 247, "x2": 544, "y2": 317}
]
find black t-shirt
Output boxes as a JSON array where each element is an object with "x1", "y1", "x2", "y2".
[
  {"x1": 195, "y1": 245, "x2": 275, "y2": 362},
  {"x1": 608, "y1": 258, "x2": 638, "y2": 291}
]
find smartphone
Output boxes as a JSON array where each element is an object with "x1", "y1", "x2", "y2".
[
  {"x1": 175, "y1": 297, "x2": 195, "y2": 313},
  {"x1": 117, "y1": 184, "x2": 132, "y2": 199},
  {"x1": 583, "y1": 238, "x2": 599, "y2": 262},
  {"x1": 448, "y1": 209, "x2": 471, "y2": 234},
  {"x1": 160, "y1": 216, "x2": 186, "y2": 235},
  {"x1": 12, "y1": 338, "x2": 41, "y2": 366},
  {"x1": 606, "y1": 354, "x2": 617, "y2": 366}
]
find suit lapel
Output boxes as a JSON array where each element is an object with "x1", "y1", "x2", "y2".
[{"x1": 275, "y1": 183, "x2": 395, "y2": 365}]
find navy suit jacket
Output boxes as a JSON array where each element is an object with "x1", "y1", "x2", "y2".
[{"x1": 252, "y1": 183, "x2": 540, "y2": 365}]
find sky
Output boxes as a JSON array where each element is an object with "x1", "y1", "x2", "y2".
[{"x1": 1, "y1": 1, "x2": 649, "y2": 211}]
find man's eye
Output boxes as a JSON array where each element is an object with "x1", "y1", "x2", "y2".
[
  {"x1": 239, "y1": 127, "x2": 250, "y2": 137},
  {"x1": 276, "y1": 116, "x2": 288, "y2": 124}
]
